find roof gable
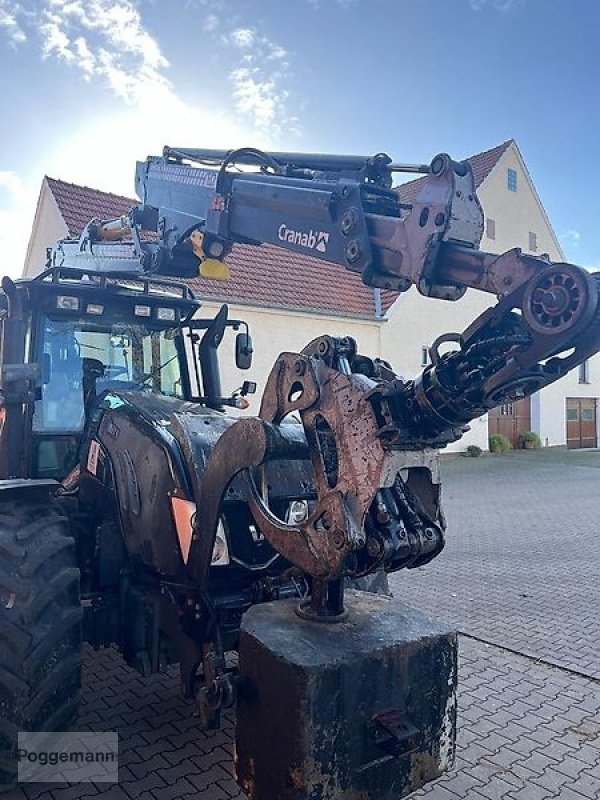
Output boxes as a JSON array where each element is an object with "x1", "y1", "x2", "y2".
[
  {"x1": 45, "y1": 176, "x2": 395, "y2": 319},
  {"x1": 504, "y1": 141, "x2": 565, "y2": 260}
]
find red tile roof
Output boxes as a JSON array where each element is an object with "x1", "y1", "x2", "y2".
[
  {"x1": 396, "y1": 140, "x2": 513, "y2": 204},
  {"x1": 45, "y1": 140, "x2": 510, "y2": 318},
  {"x1": 183, "y1": 245, "x2": 400, "y2": 316},
  {"x1": 46, "y1": 176, "x2": 390, "y2": 318},
  {"x1": 47, "y1": 177, "x2": 134, "y2": 237}
]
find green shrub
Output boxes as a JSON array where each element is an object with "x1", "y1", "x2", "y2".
[
  {"x1": 465, "y1": 445, "x2": 483, "y2": 458},
  {"x1": 519, "y1": 431, "x2": 541, "y2": 449},
  {"x1": 489, "y1": 434, "x2": 512, "y2": 453}
]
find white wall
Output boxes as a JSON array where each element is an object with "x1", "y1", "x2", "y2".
[
  {"x1": 23, "y1": 180, "x2": 68, "y2": 277},
  {"x1": 381, "y1": 288, "x2": 491, "y2": 452},
  {"x1": 537, "y1": 355, "x2": 600, "y2": 447},
  {"x1": 198, "y1": 299, "x2": 382, "y2": 414},
  {"x1": 478, "y1": 145, "x2": 563, "y2": 262}
]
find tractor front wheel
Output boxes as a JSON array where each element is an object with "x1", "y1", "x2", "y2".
[{"x1": 0, "y1": 500, "x2": 82, "y2": 790}]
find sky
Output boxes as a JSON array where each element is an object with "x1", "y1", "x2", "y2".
[{"x1": 0, "y1": 0, "x2": 599, "y2": 275}]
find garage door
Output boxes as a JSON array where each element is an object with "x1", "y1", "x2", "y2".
[
  {"x1": 566, "y1": 398, "x2": 597, "y2": 449},
  {"x1": 488, "y1": 397, "x2": 531, "y2": 449}
]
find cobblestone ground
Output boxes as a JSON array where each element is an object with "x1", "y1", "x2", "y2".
[
  {"x1": 6, "y1": 449, "x2": 600, "y2": 800},
  {"x1": 393, "y1": 449, "x2": 600, "y2": 678}
]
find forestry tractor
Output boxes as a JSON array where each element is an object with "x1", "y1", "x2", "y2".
[{"x1": 1, "y1": 145, "x2": 598, "y2": 792}]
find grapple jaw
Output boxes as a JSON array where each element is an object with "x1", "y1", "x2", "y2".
[
  {"x1": 186, "y1": 335, "x2": 446, "y2": 601},
  {"x1": 251, "y1": 346, "x2": 445, "y2": 581}
]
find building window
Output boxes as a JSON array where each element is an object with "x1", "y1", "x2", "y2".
[
  {"x1": 566, "y1": 406, "x2": 578, "y2": 422},
  {"x1": 529, "y1": 231, "x2": 538, "y2": 252},
  {"x1": 486, "y1": 218, "x2": 496, "y2": 240},
  {"x1": 579, "y1": 360, "x2": 590, "y2": 384},
  {"x1": 500, "y1": 403, "x2": 514, "y2": 416},
  {"x1": 421, "y1": 346, "x2": 430, "y2": 367},
  {"x1": 507, "y1": 168, "x2": 517, "y2": 192}
]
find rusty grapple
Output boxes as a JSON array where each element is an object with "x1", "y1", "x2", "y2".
[{"x1": 191, "y1": 258, "x2": 600, "y2": 620}]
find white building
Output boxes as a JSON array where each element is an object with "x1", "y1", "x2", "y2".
[{"x1": 23, "y1": 140, "x2": 599, "y2": 451}]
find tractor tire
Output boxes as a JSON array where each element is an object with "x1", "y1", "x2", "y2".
[{"x1": 0, "y1": 501, "x2": 82, "y2": 790}]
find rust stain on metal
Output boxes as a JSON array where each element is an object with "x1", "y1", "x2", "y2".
[{"x1": 288, "y1": 766, "x2": 306, "y2": 790}]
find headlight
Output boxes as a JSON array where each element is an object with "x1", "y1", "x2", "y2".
[
  {"x1": 211, "y1": 519, "x2": 230, "y2": 566},
  {"x1": 56, "y1": 295, "x2": 80, "y2": 311},
  {"x1": 286, "y1": 499, "x2": 309, "y2": 525},
  {"x1": 157, "y1": 307, "x2": 176, "y2": 321},
  {"x1": 171, "y1": 496, "x2": 230, "y2": 566}
]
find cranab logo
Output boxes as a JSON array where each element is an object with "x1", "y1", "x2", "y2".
[{"x1": 278, "y1": 224, "x2": 330, "y2": 253}]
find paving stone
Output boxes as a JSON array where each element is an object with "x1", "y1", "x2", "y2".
[
  {"x1": 13, "y1": 452, "x2": 600, "y2": 800},
  {"x1": 496, "y1": 762, "x2": 539, "y2": 790},
  {"x1": 506, "y1": 783, "x2": 555, "y2": 800},
  {"x1": 22, "y1": 784, "x2": 64, "y2": 799},
  {"x1": 570, "y1": 742, "x2": 600, "y2": 767},
  {"x1": 187, "y1": 765, "x2": 233, "y2": 792},
  {"x1": 390, "y1": 451, "x2": 600, "y2": 677},
  {"x1": 120, "y1": 773, "x2": 167, "y2": 799},
  {"x1": 417, "y1": 785, "x2": 465, "y2": 800},
  {"x1": 541, "y1": 740, "x2": 579, "y2": 763},
  {"x1": 434, "y1": 769, "x2": 486, "y2": 796},
  {"x1": 76, "y1": 788, "x2": 129, "y2": 800},
  {"x1": 144, "y1": 779, "x2": 196, "y2": 800},
  {"x1": 553, "y1": 754, "x2": 589, "y2": 780},
  {"x1": 530, "y1": 764, "x2": 577, "y2": 793},
  {"x1": 568, "y1": 771, "x2": 600, "y2": 799},
  {"x1": 484, "y1": 746, "x2": 525, "y2": 768},
  {"x1": 126, "y1": 755, "x2": 171, "y2": 780},
  {"x1": 549, "y1": 787, "x2": 595, "y2": 800},
  {"x1": 513, "y1": 750, "x2": 558, "y2": 777},
  {"x1": 478, "y1": 775, "x2": 518, "y2": 799},
  {"x1": 477, "y1": 732, "x2": 514, "y2": 753},
  {"x1": 216, "y1": 779, "x2": 245, "y2": 798}
]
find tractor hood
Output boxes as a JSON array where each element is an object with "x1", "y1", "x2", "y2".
[{"x1": 85, "y1": 390, "x2": 315, "y2": 580}]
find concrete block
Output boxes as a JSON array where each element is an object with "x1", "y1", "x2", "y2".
[{"x1": 236, "y1": 590, "x2": 457, "y2": 799}]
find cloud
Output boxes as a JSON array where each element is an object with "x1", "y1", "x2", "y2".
[
  {"x1": 0, "y1": 171, "x2": 26, "y2": 198},
  {"x1": 0, "y1": 1, "x2": 265, "y2": 275},
  {"x1": 229, "y1": 27, "x2": 255, "y2": 48},
  {"x1": 469, "y1": 0, "x2": 524, "y2": 10},
  {"x1": 559, "y1": 229, "x2": 581, "y2": 248},
  {"x1": 224, "y1": 26, "x2": 297, "y2": 135},
  {"x1": 0, "y1": 1, "x2": 301, "y2": 273},
  {"x1": 307, "y1": 0, "x2": 359, "y2": 8},
  {"x1": 172, "y1": 3, "x2": 297, "y2": 135},
  {"x1": 0, "y1": 0, "x2": 26, "y2": 44},
  {"x1": 202, "y1": 13, "x2": 219, "y2": 32},
  {"x1": 33, "y1": 0, "x2": 171, "y2": 103},
  {"x1": 0, "y1": 1, "x2": 298, "y2": 134},
  {"x1": 0, "y1": 1, "x2": 171, "y2": 102},
  {"x1": 33, "y1": 1, "x2": 297, "y2": 133},
  {"x1": 0, "y1": 171, "x2": 37, "y2": 277}
]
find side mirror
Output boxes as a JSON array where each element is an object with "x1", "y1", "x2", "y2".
[{"x1": 235, "y1": 332, "x2": 253, "y2": 370}]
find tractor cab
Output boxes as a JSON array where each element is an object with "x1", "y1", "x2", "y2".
[{"x1": 0, "y1": 267, "x2": 253, "y2": 481}]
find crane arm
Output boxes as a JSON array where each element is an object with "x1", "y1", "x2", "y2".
[{"x1": 46, "y1": 144, "x2": 600, "y2": 589}]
